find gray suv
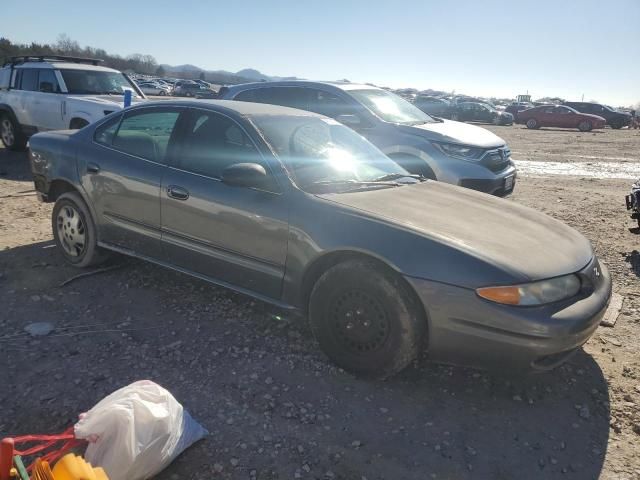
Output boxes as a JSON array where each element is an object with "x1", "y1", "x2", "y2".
[{"x1": 220, "y1": 81, "x2": 517, "y2": 196}]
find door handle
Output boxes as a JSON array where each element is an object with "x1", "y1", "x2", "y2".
[
  {"x1": 167, "y1": 185, "x2": 189, "y2": 200},
  {"x1": 87, "y1": 163, "x2": 100, "y2": 174}
]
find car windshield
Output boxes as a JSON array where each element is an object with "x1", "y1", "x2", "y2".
[
  {"x1": 251, "y1": 115, "x2": 413, "y2": 192},
  {"x1": 347, "y1": 89, "x2": 435, "y2": 125},
  {"x1": 59, "y1": 69, "x2": 141, "y2": 96}
]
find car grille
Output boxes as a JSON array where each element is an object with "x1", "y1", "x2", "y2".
[{"x1": 483, "y1": 147, "x2": 511, "y2": 173}]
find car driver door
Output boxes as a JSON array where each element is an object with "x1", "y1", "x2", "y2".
[
  {"x1": 554, "y1": 106, "x2": 575, "y2": 128},
  {"x1": 160, "y1": 108, "x2": 290, "y2": 299}
]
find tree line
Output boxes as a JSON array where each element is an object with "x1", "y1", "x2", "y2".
[{"x1": 0, "y1": 35, "x2": 162, "y2": 75}]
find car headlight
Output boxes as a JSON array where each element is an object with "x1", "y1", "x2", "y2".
[
  {"x1": 432, "y1": 142, "x2": 483, "y2": 161},
  {"x1": 476, "y1": 274, "x2": 581, "y2": 306}
]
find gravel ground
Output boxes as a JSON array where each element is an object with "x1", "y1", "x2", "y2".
[{"x1": 1, "y1": 125, "x2": 640, "y2": 480}]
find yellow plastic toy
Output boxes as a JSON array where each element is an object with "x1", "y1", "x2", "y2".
[{"x1": 50, "y1": 454, "x2": 109, "y2": 480}]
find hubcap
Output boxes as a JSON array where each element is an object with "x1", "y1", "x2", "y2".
[
  {"x1": 330, "y1": 290, "x2": 390, "y2": 353},
  {"x1": 1, "y1": 119, "x2": 14, "y2": 146},
  {"x1": 56, "y1": 206, "x2": 87, "y2": 257}
]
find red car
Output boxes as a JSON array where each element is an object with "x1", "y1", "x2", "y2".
[{"x1": 516, "y1": 105, "x2": 606, "y2": 132}]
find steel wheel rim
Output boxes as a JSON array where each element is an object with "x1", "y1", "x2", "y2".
[
  {"x1": 57, "y1": 205, "x2": 87, "y2": 257},
  {"x1": 330, "y1": 289, "x2": 390, "y2": 354},
  {"x1": 527, "y1": 119, "x2": 536, "y2": 128},
  {"x1": 1, "y1": 119, "x2": 14, "y2": 146}
]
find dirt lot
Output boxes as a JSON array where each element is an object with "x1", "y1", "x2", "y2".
[{"x1": 1, "y1": 125, "x2": 640, "y2": 480}]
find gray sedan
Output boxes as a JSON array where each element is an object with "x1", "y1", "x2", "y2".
[{"x1": 28, "y1": 100, "x2": 612, "y2": 378}]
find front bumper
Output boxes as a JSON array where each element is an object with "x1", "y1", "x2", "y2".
[
  {"x1": 427, "y1": 149, "x2": 518, "y2": 197},
  {"x1": 405, "y1": 257, "x2": 612, "y2": 372}
]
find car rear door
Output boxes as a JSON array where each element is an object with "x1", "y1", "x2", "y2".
[
  {"x1": 160, "y1": 107, "x2": 289, "y2": 299},
  {"x1": 78, "y1": 106, "x2": 186, "y2": 258},
  {"x1": 554, "y1": 106, "x2": 575, "y2": 128},
  {"x1": 539, "y1": 106, "x2": 556, "y2": 127}
]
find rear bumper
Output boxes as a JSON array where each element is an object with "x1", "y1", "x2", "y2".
[{"x1": 405, "y1": 257, "x2": 612, "y2": 373}]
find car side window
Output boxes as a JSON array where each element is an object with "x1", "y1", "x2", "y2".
[
  {"x1": 20, "y1": 69, "x2": 38, "y2": 91},
  {"x1": 176, "y1": 110, "x2": 264, "y2": 180},
  {"x1": 94, "y1": 115, "x2": 123, "y2": 146},
  {"x1": 0, "y1": 68, "x2": 10, "y2": 90},
  {"x1": 37, "y1": 69, "x2": 60, "y2": 93},
  {"x1": 111, "y1": 109, "x2": 181, "y2": 163},
  {"x1": 234, "y1": 89, "x2": 259, "y2": 102},
  {"x1": 306, "y1": 89, "x2": 354, "y2": 118},
  {"x1": 555, "y1": 107, "x2": 571, "y2": 115},
  {"x1": 543, "y1": 107, "x2": 555, "y2": 114}
]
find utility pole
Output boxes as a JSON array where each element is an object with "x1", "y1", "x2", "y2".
[{"x1": 582, "y1": 93, "x2": 584, "y2": 102}]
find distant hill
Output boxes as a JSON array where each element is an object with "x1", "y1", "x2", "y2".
[{"x1": 159, "y1": 64, "x2": 300, "y2": 85}]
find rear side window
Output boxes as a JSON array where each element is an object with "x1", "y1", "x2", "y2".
[
  {"x1": 37, "y1": 69, "x2": 60, "y2": 93},
  {"x1": 20, "y1": 69, "x2": 38, "y2": 91},
  {"x1": 111, "y1": 109, "x2": 181, "y2": 163},
  {"x1": 94, "y1": 115, "x2": 122, "y2": 146},
  {"x1": 306, "y1": 89, "x2": 354, "y2": 118},
  {"x1": 0, "y1": 68, "x2": 10, "y2": 90},
  {"x1": 235, "y1": 87, "x2": 310, "y2": 110}
]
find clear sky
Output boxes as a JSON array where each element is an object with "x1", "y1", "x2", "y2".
[{"x1": 3, "y1": 0, "x2": 639, "y2": 106}]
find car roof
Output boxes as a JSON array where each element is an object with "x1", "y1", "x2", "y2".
[
  {"x1": 224, "y1": 80, "x2": 381, "y2": 93},
  {"x1": 132, "y1": 99, "x2": 326, "y2": 119},
  {"x1": 15, "y1": 62, "x2": 120, "y2": 72}
]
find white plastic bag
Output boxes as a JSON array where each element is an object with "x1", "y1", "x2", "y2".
[{"x1": 74, "y1": 380, "x2": 207, "y2": 480}]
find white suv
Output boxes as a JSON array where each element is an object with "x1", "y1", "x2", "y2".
[{"x1": 0, "y1": 55, "x2": 146, "y2": 151}]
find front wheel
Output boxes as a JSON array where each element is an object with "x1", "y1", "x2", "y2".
[
  {"x1": 52, "y1": 192, "x2": 109, "y2": 268},
  {"x1": 0, "y1": 114, "x2": 27, "y2": 151},
  {"x1": 309, "y1": 260, "x2": 426, "y2": 379},
  {"x1": 578, "y1": 120, "x2": 592, "y2": 132},
  {"x1": 450, "y1": 113, "x2": 459, "y2": 121},
  {"x1": 526, "y1": 118, "x2": 538, "y2": 129}
]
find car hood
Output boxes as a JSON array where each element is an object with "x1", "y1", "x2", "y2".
[
  {"x1": 317, "y1": 182, "x2": 593, "y2": 284},
  {"x1": 396, "y1": 119, "x2": 505, "y2": 148}
]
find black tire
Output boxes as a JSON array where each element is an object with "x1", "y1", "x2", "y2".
[
  {"x1": 526, "y1": 118, "x2": 538, "y2": 129},
  {"x1": 52, "y1": 192, "x2": 109, "y2": 268},
  {"x1": 610, "y1": 120, "x2": 623, "y2": 130},
  {"x1": 309, "y1": 259, "x2": 426, "y2": 379},
  {"x1": 158, "y1": 90, "x2": 166, "y2": 96},
  {"x1": 450, "y1": 112, "x2": 459, "y2": 121},
  {"x1": 69, "y1": 118, "x2": 89, "y2": 130},
  {"x1": 388, "y1": 154, "x2": 437, "y2": 180},
  {"x1": 0, "y1": 114, "x2": 27, "y2": 151},
  {"x1": 578, "y1": 120, "x2": 592, "y2": 132}
]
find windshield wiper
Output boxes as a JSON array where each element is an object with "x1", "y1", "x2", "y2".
[
  {"x1": 372, "y1": 173, "x2": 426, "y2": 182},
  {"x1": 306, "y1": 179, "x2": 401, "y2": 191}
]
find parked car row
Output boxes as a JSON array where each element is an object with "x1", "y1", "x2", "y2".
[{"x1": 409, "y1": 91, "x2": 633, "y2": 132}]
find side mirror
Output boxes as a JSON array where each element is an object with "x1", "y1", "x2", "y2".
[
  {"x1": 221, "y1": 163, "x2": 268, "y2": 189},
  {"x1": 335, "y1": 114, "x2": 362, "y2": 127}
]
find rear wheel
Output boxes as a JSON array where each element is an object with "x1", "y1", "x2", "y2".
[
  {"x1": 52, "y1": 192, "x2": 109, "y2": 268},
  {"x1": 578, "y1": 120, "x2": 592, "y2": 132},
  {"x1": 309, "y1": 259, "x2": 426, "y2": 378},
  {"x1": 526, "y1": 118, "x2": 538, "y2": 129},
  {"x1": 0, "y1": 114, "x2": 27, "y2": 151}
]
